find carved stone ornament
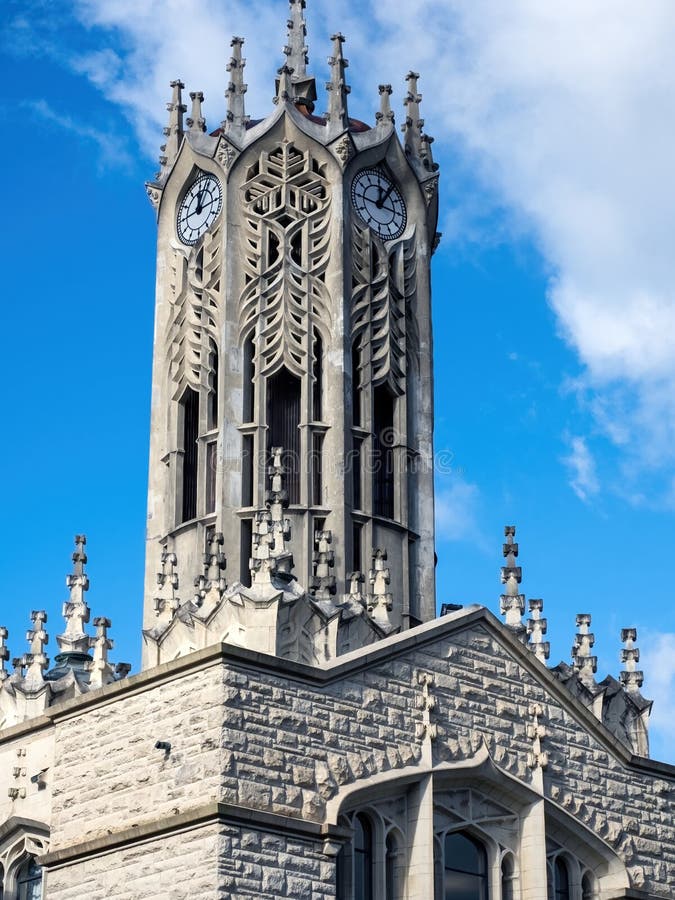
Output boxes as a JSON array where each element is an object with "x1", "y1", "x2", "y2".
[
  {"x1": 423, "y1": 175, "x2": 439, "y2": 206},
  {"x1": 145, "y1": 182, "x2": 162, "y2": 210},
  {"x1": 332, "y1": 134, "x2": 354, "y2": 167},
  {"x1": 216, "y1": 137, "x2": 238, "y2": 170}
]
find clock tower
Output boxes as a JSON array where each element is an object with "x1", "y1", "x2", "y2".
[{"x1": 141, "y1": 0, "x2": 440, "y2": 668}]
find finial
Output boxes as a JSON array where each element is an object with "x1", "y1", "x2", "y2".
[
  {"x1": 620, "y1": 627, "x2": 644, "y2": 695},
  {"x1": 275, "y1": 64, "x2": 294, "y2": 105},
  {"x1": 285, "y1": 0, "x2": 308, "y2": 78},
  {"x1": 346, "y1": 571, "x2": 365, "y2": 610},
  {"x1": 311, "y1": 529, "x2": 336, "y2": 602},
  {"x1": 0, "y1": 626, "x2": 8, "y2": 681},
  {"x1": 250, "y1": 449, "x2": 293, "y2": 586},
  {"x1": 376, "y1": 84, "x2": 395, "y2": 128},
  {"x1": 58, "y1": 534, "x2": 91, "y2": 656},
  {"x1": 223, "y1": 37, "x2": 249, "y2": 138},
  {"x1": 572, "y1": 613, "x2": 597, "y2": 685},
  {"x1": 420, "y1": 133, "x2": 438, "y2": 173},
  {"x1": 154, "y1": 547, "x2": 180, "y2": 621},
  {"x1": 402, "y1": 71, "x2": 424, "y2": 161},
  {"x1": 526, "y1": 599, "x2": 550, "y2": 663},
  {"x1": 88, "y1": 617, "x2": 115, "y2": 690},
  {"x1": 326, "y1": 33, "x2": 350, "y2": 135},
  {"x1": 187, "y1": 91, "x2": 206, "y2": 134},
  {"x1": 367, "y1": 549, "x2": 394, "y2": 631},
  {"x1": 24, "y1": 611, "x2": 49, "y2": 685},
  {"x1": 500, "y1": 526, "x2": 526, "y2": 639},
  {"x1": 194, "y1": 531, "x2": 227, "y2": 609},
  {"x1": 157, "y1": 79, "x2": 186, "y2": 180}
]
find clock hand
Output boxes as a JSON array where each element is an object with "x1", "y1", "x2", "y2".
[{"x1": 376, "y1": 183, "x2": 395, "y2": 209}]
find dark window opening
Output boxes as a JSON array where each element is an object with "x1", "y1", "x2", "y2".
[
  {"x1": 17, "y1": 858, "x2": 42, "y2": 900},
  {"x1": 354, "y1": 814, "x2": 374, "y2": 900},
  {"x1": 266, "y1": 367, "x2": 301, "y2": 504},
  {"x1": 313, "y1": 329, "x2": 323, "y2": 421},
  {"x1": 353, "y1": 522, "x2": 363, "y2": 575},
  {"x1": 502, "y1": 854, "x2": 515, "y2": 900},
  {"x1": 291, "y1": 230, "x2": 303, "y2": 265},
  {"x1": 352, "y1": 438, "x2": 362, "y2": 510},
  {"x1": 312, "y1": 432, "x2": 324, "y2": 506},
  {"x1": 554, "y1": 858, "x2": 570, "y2": 900},
  {"x1": 408, "y1": 538, "x2": 419, "y2": 620},
  {"x1": 181, "y1": 387, "x2": 199, "y2": 523},
  {"x1": 242, "y1": 434, "x2": 254, "y2": 507},
  {"x1": 352, "y1": 341, "x2": 361, "y2": 427},
  {"x1": 373, "y1": 385, "x2": 395, "y2": 519},
  {"x1": 240, "y1": 519, "x2": 252, "y2": 588},
  {"x1": 268, "y1": 230, "x2": 280, "y2": 265},
  {"x1": 386, "y1": 833, "x2": 399, "y2": 900},
  {"x1": 205, "y1": 441, "x2": 217, "y2": 515},
  {"x1": 208, "y1": 345, "x2": 219, "y2": 429},
  {"x1": 243, "y1": 335, "x2": 255, "y2": 423},
  {"x1": 442, "y1": 832, "x2": 488, "y2": 900}
]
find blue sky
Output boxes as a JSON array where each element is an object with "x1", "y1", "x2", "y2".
[{"x1": 2, "y1": 0, "x2": 675, "y2": 761}]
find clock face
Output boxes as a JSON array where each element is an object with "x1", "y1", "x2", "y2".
[
  {"x1": 177, "y1": 172, "x2": 223, "y2": 246},
  {"x1": 351, "y1": 169, "x2": 407, "y2": 240}
]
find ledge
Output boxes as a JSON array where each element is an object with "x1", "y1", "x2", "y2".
[{"x1": 39, "y1": 802, "x2": 349, "y2": 869}]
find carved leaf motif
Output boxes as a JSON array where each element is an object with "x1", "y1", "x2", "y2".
[{"x1": 238, "y1": 142, "x2": 332, "y2": 378}]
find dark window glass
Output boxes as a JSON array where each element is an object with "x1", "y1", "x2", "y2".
[
  {"x1": 242, "y1": 434, "x2": 254, "y2": 507},
  {"x1": 443, "y1": 832, "x2": 488, "y2": 900},
  {"x1": 373, "y1": 385, "x2": 395, "y2": 518},
  {"x1": 17, "y1": 858, "x2": 42, "y2": 900},
  {"x1": 408, "y1": 538, "x2": 419, "y2": 619},
  {"x1": 266, "y1": 368, "x2": 301, "y2": 504},
  {"x1": 353, "y1": 522, "x2": 362, "y2": 574},
  {"x1": 181, "y1": 387, "x2": 199, "y2": 522},
  {"x1": 243, "y1": 336, "x2": 255, "y2": 423},
  {"x1": 313, "y1": 330, "x2": 323, "y2": 421},
  {"x1": 208, "y1": 345, "x2": 219, "y2": 429},
  {"x1": 240, "y1": 519, "x2": 252, "y2": 587},
  {"x1": 336, "y1": 844, "x2": 347, "y2": 900},
  {"x1": 205, "y1": 441, "x2": 217, "y2": 514},
  {"x1": 312, "y1": 432, "x2": 324, "y2": 506},
  {"x1": 554, "y1": 859, "x2": 570, "y2": 900},
  {"x1": 354, "y1": 814, "x2": 373, "y2": 900},
  {"x1": 581, "y1": 872, "x2": 595, "y2": 900},
  {"x1": 386, "y1": 832, "x2": 398, "y2": 900},
  {"x1": 352, "y1": 342, "x2": 361, "y2": 427},
  {"x1": 352, "y1": 438, "x2": 362, "y2": 510},
  {"x1": 501, "y1": 855, "x2": 514, "y2": 900}
]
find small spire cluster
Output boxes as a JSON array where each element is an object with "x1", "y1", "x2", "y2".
[
  {"x1": 500, "y1": 526, "x2": 526, "y2": 641},
  {"x1": 0, "y1": 536, "x2": 131, "y2": 729}
]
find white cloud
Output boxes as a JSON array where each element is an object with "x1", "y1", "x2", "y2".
[
  {"x1": 34, "y1": 0, "x2": 675, "y2": 491},
  {"x1": 563, "y1": 436, "x2": 599, "y2": 503},
  {"x1": 435, "y1": 476, "x2": 485, "y2": 548},
  {"x1": 637, "y1": 631, "x2": 675, "y2": 760}
]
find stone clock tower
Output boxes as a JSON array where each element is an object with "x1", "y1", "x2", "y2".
[{"x1": 141, "y1": 0, "x2": 440, "y2": 668}]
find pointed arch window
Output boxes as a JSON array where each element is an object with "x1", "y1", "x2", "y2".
[
  {"x1": 501, "y1": 853, "x2": 515, "y2": 900},
  {"x1": 313, "y1": 328, "x2": 323, "y2": 422},
  {"x1": 266, "y1": 367, "x2": 301, "y2": 504},
  {"x1": 385, "y1": 831, "x2": 401, "y2": 900},
  {"x1": 243, "y1": 334, "x2": 255, "y2": 424},
  {"x1": 16, "y1": 858, "x2": 42, "y2": 900},
  {"x1": 180, "y1": 387, "x2": 199, "y2": 522},
  {"x1": 553, "y1": 858, "x2": 570, "y2": 900},
  {"x1": 442, "y1": 832, "x2": 488, "y2": 900},
  {"x1": 582, "y1": 871, "x2": 598, "y2": 900},
  {"x1": 353, "y1": 814, "x2": 374, "y2": 900},
  {"x1": 207, "y1": 343, "x2": 219, "y2": 430},
  {"x1": 373, "y1": 384, "x2": 395, "y2": 519}
]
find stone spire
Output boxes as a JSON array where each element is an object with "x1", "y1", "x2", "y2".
[
  {"x1": 0, "y1": 626, "x2": 8, "y2": 682},
  {"x1": 24, "y1": 611, "x2": 49, "y2": 686},
  {"x1": 285, "y1": 0, "x2": 308, "y2": 79},
  {"x1": 275, "y1": 64, "x2": 294, "y2": 105},
  {"x1": 154, "y1": 548, "x2": 180, "y2": 622},
  {"x1": 187, "y1": 91, "x2": 206, "y2": 134},
  {"x1": 224, "y1": 37, "x2": 248, "y2": 139},
  {"x1": 311, "y1": 529, "x2": 336, "y2": 604},
  {"x1": 376, "y1": 84, "x2": 395, "y2": 129},
  {"x1": 158, "y1": 79, "x2": 186, "y2": 179},
  {"x1": 572, "y1": 613, "x2": 598, "y2": 686},
  {"x1": 367, "y1": 549, "x2": 393, "y2": 632},
  {"x1": 526, "y1": 599, "x2": 550, "y2": 664},
  {"x1": 402, "y1": 71, "x2": 424, "y2": 161},
  {"x1": 88, "y1": 617, "x2": 115, "y2": 689},
  {"x1": 194, "y1": 531, "x2": 227, "y2": 613},
  {"x1": 620, "y1": 627, "x2": 644, "y2": 695},
  {"x1": 500, "y1": 526, "x2": 526, "y2": 639},
  {"x1": 57, "y1": 535, "x2": 91, "y2": 660},
  {"x1": 326, "y1": 33, "x2": 350, "y2": 136}
]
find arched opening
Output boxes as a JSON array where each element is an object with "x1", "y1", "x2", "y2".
[
  {"x1": 553, "y1": 857, "x2": 570, "y2": 900},
  {"x1": 385, "y1": 831, "x2": 401, "y2": 900},
  {"x1": 352, "y1": 340, "x2": 361, "y2": 427},
  {"x1": 266, "y1": 367, "x2": 301, "y2": 504},
  {"x1": 373, "y1": 384, "x2": 395, "y2": 518},
  {"x1": 582, "y1": 871, "x2": 598, "y2": 900},
  {"x1": 442, "y1": 832, "x2": 488, "y2": 900},
  {"x1": 312, "y1": 328, "x2": 323, "y2": 422},
  {"x1": 180, "y1": 386, "x2": 199, "y2": 523},
  {"x1": 353, "y1": 813, "x2": 374, "y2": 900},
  {"x1": 242, "y1": 334, "x2": 255, "y2": 423},
  {"x1": 501, "y1": 853, "x2": 515, "y2": 900},
  {"x1": 16, "y1": 857, "x2": 42, "y2": 900}
]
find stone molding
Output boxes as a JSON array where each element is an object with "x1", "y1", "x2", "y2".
[{"x1": 39, "y1": 802, "x2": 349, "y2": 870}]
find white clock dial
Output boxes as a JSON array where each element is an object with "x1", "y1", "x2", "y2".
[
  {"x1": 351, "y1": 169, "x2": 407, "y2": 240},
  {"x1": 177, "y1": 172, "x2": 223, "y2": 246}
]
